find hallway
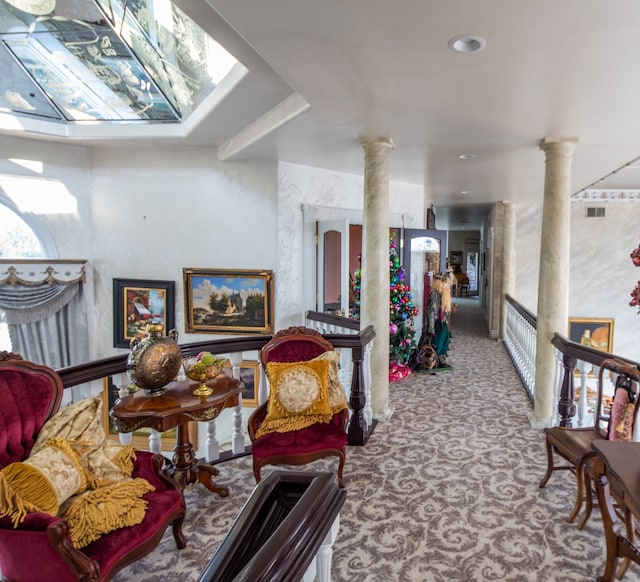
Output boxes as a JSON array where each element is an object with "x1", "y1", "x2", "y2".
[{"x1": 114, "y1": 298, "x2": 618, "y2": 581}]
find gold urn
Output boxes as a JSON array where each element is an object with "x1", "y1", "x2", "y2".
[{"x1": 126, "y1": 324, "x2": 182, "y2": 393}]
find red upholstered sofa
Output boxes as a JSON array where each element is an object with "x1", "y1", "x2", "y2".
[{"x1": 0, "y1": 352, "x2": 186, "y2": 582}]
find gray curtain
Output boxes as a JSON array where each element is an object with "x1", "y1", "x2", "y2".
[{"x1": 0, "y1": 282, "x2": 88, "y2": 368}]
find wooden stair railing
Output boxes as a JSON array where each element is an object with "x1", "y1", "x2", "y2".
[{"x1": 57, "y1": 327, "x2": 376, "y2": 447}]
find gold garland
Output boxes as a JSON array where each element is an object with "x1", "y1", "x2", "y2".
[{"x1": 0, "y1": 264, "x2": 85, "y2": 286}]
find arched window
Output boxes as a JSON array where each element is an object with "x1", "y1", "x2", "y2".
[
  {"x1": 0, "y1": 202, "x2": 45, "y2": 350},
  {"x1": 0, "y1": 202, "x2": 45, "y2": 258}
]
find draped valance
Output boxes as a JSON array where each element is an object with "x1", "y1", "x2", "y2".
[
  {"x1": 0, "y1": 260, "x2": 88, "y2": 367},
  {"x1": 0, "y1": 261, "x2": 86, "y2": 286}
]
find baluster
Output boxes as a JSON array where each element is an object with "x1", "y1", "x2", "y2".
[
  {"x1": 116, "y1": 380, "x2": 132, "y2": 445},
  {"x1": 347, "y1": 344, "x2": 367, "y2": 445},
  {"x1": 230, "y1": 351, "x2": 245, "y2": 455},
  {"x1": 575, "y1": 360, "x2": 592, "y2": 427},
  {"x1": 147, "y1": 429, "x2": 161, "y2": 454},
  {"x1": 558, "y1": 353, "x2": 577, "y2": 427},
  {"x1": 205, "y1": 418, "x2": 220, "y2": 462},
  {"x1": 315, "y1": 514, "x2": 340, "y2": 582},
  {"x1": 337, "y1": 347, "x2": 352, "y2": 400}
]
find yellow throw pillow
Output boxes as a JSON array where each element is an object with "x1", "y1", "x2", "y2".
[
  {"x1": 256, "y1": 359, "x2": 333, "y2": 438},
  {"x1": 311, "y1": 351, "x2": 349, "y2": 414},
  {"x1": 59, "y1": 478, "x2": 155, "y2": 549},
  {"x1": 0, "y1": 438, "x2": 86, "y2": 527}
]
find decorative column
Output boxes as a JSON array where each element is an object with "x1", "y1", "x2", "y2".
[
  {"x1": 531, "y1": 137, "x2": 579, "y2": 428},
  {"x1": 359, "y1": 137, "x2": 394, "y2": 420},
  {"x1": 499, "y1": 201, "x2": 516, "y2": 340}
]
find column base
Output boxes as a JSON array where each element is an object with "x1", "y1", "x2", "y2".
[
  {"x1": 528, "y1": 411, "x2": 551, "y2": 429},
  {"x1": 373, "y1": 405, "x2": 395, "y2": 422}
]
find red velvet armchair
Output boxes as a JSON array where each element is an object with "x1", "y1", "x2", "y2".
[
  {"x1": 0, "y1": 352, "x2": 186, "y2": 582},
  {"x1": 248, "y1": 327, "x2": 348, "y2": 488}
]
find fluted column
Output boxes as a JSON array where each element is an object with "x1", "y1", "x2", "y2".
[
  {"x1": 499, "y1": 201, "x2": 516, "y2": 340},
  {"x1": 359, "y1": 137, "x2": 394, "y2": 420},
  {"x1": 531, "y1": 137, "x2": 579, "y2": 428}
]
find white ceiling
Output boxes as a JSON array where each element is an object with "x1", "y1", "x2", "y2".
[{"x1": 9, "y1": 0, "x2": 640, "y2": 230}]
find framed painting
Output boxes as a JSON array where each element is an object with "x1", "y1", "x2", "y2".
[
  {"x1": 183, "y1": 268, "x2": 274, "y2": 334},
  {"x1": 450, "y1": 251, "x2": 463, "y2": 266},
  {"x1": 223, "y1": 360, "x2": 259, "y2": 407},
  {"x1": 568, "y1": 317, "x2": 614, "y2": 353},
  {"x1": 113, "y1": 278, "x2": 175, "y2": 348}
]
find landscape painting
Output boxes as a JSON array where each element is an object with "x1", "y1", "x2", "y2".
[{"x1": 183, "y1": 268, "x2": 273, "y2": 334}]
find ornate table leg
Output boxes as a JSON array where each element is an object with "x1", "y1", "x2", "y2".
[
  {"x1": 168, "y1": 422, "x2": 229, "y2": 497},
  {"x1": 196, "y1": 461, "x2": 229, "y2": 497},
  {"x1": 169, "y1": 423, "x2": 198, "y2": 487}
]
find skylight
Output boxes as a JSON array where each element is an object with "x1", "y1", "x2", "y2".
[{"x1": 0, "y1": 0, "x2": 238, "y2": 124}]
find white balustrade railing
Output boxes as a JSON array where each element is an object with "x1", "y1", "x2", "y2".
[{"x1": 504, "y1": 297, "x2": 536, "y2": 402}]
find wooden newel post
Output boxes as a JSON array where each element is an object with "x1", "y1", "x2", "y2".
[
  {"x1": 348, "y1": 345, "x2": 367, "y2": 445},
  {"x1": 558, "y1": 353, "x2": 577, "y2": 427}
]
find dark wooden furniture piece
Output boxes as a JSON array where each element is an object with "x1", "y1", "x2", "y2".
[
  {"x1": 539, "y1": 358, "x2": 640, "y2": 527},
  {"x1": 197, "y1": 470, "x2": 346, "y2": 582},
  {"x1": 248, "y1": 326, "x2": 348, "y2": 488},
  {"x1": 0, "y1": 351, "x2": 186, "y2": 582},
  {"x1": 110, "y1": 375, "x2": 242, "y2": 497},
  {"x1": 592, "y1": 440, "x2": 640, "y2": 582}
]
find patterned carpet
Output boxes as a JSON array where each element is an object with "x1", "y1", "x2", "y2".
[{"x1": 113, "y1": 298, "x2": 628, "y2": 582}]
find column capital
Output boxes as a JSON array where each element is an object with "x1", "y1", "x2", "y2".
[
  {"x1": 358, "y1": 136, "x2": 395, "y2": 156},
  {"x1": 539, "y1": 137, "x2": 579, "y2": 158}
]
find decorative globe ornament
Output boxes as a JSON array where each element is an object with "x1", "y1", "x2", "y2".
[
  {"x1": 126, "y1": 325, "x2": 182, "y2": 394},
  {"x1": 183, "y1": 352, "x2": 226, "y2": 396}
]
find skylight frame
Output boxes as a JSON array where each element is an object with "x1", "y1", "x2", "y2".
[{"x1": 0, "y1": 0, "x2": 239, "y2": 127}]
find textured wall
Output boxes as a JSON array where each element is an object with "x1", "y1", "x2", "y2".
[
  {"x1": 277, "y1": 161, "x2": 425, "y2": 328},
  {"x1": 515, "y1": 200, "x2": 640, "y2": 360},
  {"x1": 89, "y1": 146, "x2": 278, "y2": 357}
]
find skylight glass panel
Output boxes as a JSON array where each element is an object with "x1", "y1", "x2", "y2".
[
  {"x1": 0, "y1": 41, "x2": 60, "y2": 118},
  {"x1": 0, "y1": 0, "x2": 238, "y2": 124}
]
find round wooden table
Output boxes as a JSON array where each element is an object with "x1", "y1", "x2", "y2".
[{"x1": 110, "y1": 375, "x2": 242, "y2": 497}]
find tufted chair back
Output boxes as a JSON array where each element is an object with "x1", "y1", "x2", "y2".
[
  {"x1": 0, "y1": 352, "x2": 63, "y2": 468},
  {"x1": 260, "y1": 326, "x2": 333, "y2": 366}
]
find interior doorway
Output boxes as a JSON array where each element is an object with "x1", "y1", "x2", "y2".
[
  {"x1": 466, "y1": 252, "x2": 478, "y2": 294},
  {"x1": 401, "y1": 228, "x2": 448, "y2": 339}
]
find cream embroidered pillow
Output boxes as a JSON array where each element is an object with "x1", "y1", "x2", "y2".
[
  {"x1": 256, "y1": 359, "x2": 333, "y2": 438},
  {"x1": 0, "y1": 438, "x2": 86, "y2": 527},
  {"x1": 31, "y1": 396, "x2": 105, "y2": 457}
]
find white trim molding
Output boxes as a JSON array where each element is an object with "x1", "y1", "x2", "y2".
[{"x1": 572, "y1": 189, "x2": 640, "y2": 201}]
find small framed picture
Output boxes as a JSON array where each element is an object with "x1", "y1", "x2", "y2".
[
  {"x1": 223, "y1": 360, "x2": 259, "y2": 407},
  {"x1": 112, "y1": 278, "x2": 175, "y2": 348},
  {"x1": 183, "y1": 268, "x2": 274, "y2": 334},
  {"x1": 568, "y1": 317, "x2": 614, "y2": 353},
  {"x1": 450, "y1": 251, "x2": 463, "y2": 266}
]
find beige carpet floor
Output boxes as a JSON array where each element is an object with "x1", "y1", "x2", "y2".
[{"x1": 113, "y1": 298, "x2": 632, "y2": 582}]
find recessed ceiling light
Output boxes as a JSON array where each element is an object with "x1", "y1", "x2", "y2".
[
  {"x1": 460, "y1": 190, "x2": 471, "y2": 195},
  {"x1": 457, "y1": 153, "x2": 475, "y2": 160},
  {"x1": 448, "y1": 34, "x2": 487, "y2": 53}
]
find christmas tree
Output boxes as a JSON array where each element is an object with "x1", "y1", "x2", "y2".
[{"x1": 350, "y1": 238, "x2": 418, "y2": 366}]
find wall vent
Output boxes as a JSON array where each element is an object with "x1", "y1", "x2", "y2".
[{"x1": 586, "y1": 207, "x2": 606, "y2": 218}]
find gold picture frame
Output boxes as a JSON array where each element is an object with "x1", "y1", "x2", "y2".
[
  {"x1": 223, "y1": 360, "x2": 259, "y2": 407},
  {"x1": 568, "y1": 317, "x2": 614, "y2": 353},
  {"x1": 183, "y1": 268, "x2": 274, "y2": 334}
]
